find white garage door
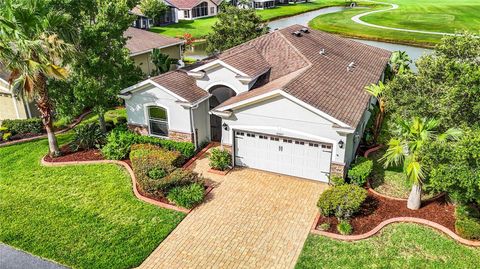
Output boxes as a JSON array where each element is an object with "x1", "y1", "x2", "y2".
[{"x1": 234, "y1": 130, "x2": 332, "y2": 182}]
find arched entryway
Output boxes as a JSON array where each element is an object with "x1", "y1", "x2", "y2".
[{"x1": 209, "y1": 85, "x2": 236, "y2": 142}]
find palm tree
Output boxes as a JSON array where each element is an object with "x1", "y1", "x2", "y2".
[
  {"x1": 381, "y1": 117, "x2": 461, "y2": 210},
  {"x1": 0, "y1": 0, "x2": 73, "y2": 157},
  {"x1": 365, "y1": 81, "x2": 386, "y2": 142},
  {"x1": 389, "y1": 51, "x2": 411, "y2": 77},
  {"x1": 151, "y1": 49, "x2": 178, "y2": 75}
]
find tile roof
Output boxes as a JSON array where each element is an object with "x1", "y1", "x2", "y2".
[
  {"x1": 142, "y1": 25, "x2": 390, "y2": 127},
  {"x1": 124, "y1": 27, "x2": 183, "y2": 55},
  {"x1": 166, "y1": 0, "x2": 220, "y2": 9},
  {"x1": 130, "y1": 5, "x2": 145, "y2": 16},
  {"x1": 150, "y1": 71, "x2": 209, "y2": 103},
  {"x1": 215, "y1": 25, "x2": 391, "y2": 127}
]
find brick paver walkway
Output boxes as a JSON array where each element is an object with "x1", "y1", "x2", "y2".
[{"x1": 140, "y1": 148, "x2": 327, "y2": 269}]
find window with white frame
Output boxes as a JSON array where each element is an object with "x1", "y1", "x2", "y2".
[{"x1": 148, "y1": 106, "x2": 168, "y2": 137}]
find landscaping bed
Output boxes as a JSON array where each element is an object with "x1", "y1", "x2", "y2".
[
  {"x1": 316, "y1": 191, "x2": 455, "y2": 235},
  {"x1": 44, "y1": 144, "x2": 104, "y2": 162}
]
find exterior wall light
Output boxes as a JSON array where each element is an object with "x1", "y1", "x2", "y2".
[
  {"x1": 223, "y1": 123, "x2": 228, "y2": 131},
  {"x1": 338, "y1": 140, "x2": 344, "y2": 149}
]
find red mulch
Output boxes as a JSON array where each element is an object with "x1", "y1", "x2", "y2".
[
  {"x1": 45, "y1": 144, "x2": 104, "y2": 162},
  {"x1": 317, "y1": 191, "x2": 456, "y2": 235}
]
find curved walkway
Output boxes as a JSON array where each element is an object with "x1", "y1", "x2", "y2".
[
  {"x1": 311, "y1": 215, "x2": 480, "y2": 247},
  {"x1": 351, "y1": 1, "x2": 456, "y2": 36}
]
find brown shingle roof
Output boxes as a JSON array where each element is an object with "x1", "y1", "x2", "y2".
[
  {"x1": 124, "y1": 27, "x2": 183, "y2": 55},
  {"x1": 150, "y1": 71, "x2": 209, "y2": 103},
  {"x1": 215, "y1": 25, "x2": 390, "y2": 127},
  {"x1": 166, "y1": 0, "x2": 219, "y2": 9},
  {"x1": 219, "y1": 46, "x2": 271, "y2": 78}
]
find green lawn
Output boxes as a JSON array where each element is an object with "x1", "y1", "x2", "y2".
[
  {"x1": 0, "y1": 135, "x2": 185, "y2": 268},
  {"x1": 296, "y1": 224, "x2": 480, "y2": 268},
  {"x1": 151, "y1": 0, "x2": 344, "y2": 39},
  {"x1": 309, "y1": 0, "x2": 480, "y2": 47}
]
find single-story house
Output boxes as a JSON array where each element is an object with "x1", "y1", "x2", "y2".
[
  {"x1": 0, "y1": 65, "x2": 39, "y2": 121},
  {"x1": 130, "y1": 4, "x2": 179, "y2": 29},
  {"x1": 124, "y1": 27, "x2": 184, "y2": 75},
  {"x1": 169, "y1": 0, "x2": 222, "y2": 20},
  {"x1": 120, "y1": 25, "x2": 390, "y2": 183}
]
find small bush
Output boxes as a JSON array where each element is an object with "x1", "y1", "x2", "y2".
[
  {"x1": 348, "y1": 157, "x2": 373, "y2": 186},
  {"x1": 318, "y1": 222, "x2": 331, "y2": 231},
  {"x1": 455, "y1": 205, "x2": 480, "y2": 240},
  {"x1": 337, "y1": 220, "x2": 353, "y2": 235},
  {"x1": 330, "y1": 176, "x2": 345, "y2": 186},
  {"x1": 209, "y1": 148, "x2": 231, "y2": 171},
  {"x1": 1, "y1": 118, "x2": 43, "y2": 135},
  {"x1": 116, "y1": 116, "x2": 127, "y2": 125},
  {"x1": 167, "y1": 183, "x2": 205, "y2": 209},
  {"x1": 317, "y1": 184, "x2": 368, "y2": 220},
  {"x1": 157, "y1": 169, "x2": 203, "y2": 193},
  {"x1": 2, "y1": 132, "x2": 12, "y2": 141},
  {"x1": 70, "y1": 123, "x2": 105, "y2": 151},
  {"x1": 105, "y1": 119, "x2": 114, "y2": 131},
  {"x1": 101, "y1": 128, "x2": 195, "y2": 160},
  {"x1": 148, "y1": 167, "x2": 167, "y2": 179}
]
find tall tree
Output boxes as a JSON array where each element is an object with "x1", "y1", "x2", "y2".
[
  {"x1": 205, "y1": 5, "x2": 269, "y2": 54},
  {"x1": 381, "y1": 117, "x2": 461, "y2": 210},
  {"x1": 0, "y1": 0, "x2": 73, "y2": 157},
  {"x1": 387, "y1": 50, "x2": 411, "y2": 79},
  {"x1": 49, "y1": 0, "x2": 143, "y2": 132},
  {"x1": 140, "y1": 0, "x2": 167, "y2": 25}
]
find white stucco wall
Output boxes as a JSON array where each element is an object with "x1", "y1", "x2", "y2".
[
  {"x1": 344, "y1": 98, "x2": 373, "y2": 167},
  {"x1": 192, "y1": 99, "x2": 210, "y2": 144},
  {"x1": 177, "y1": 1, "x2": 218, "y2": 20},
  {"x1": 125, "y1": 84, "x2": 192, "y2": 135},
  {"x1": 195, "y1": 65, "x2": 251, "y2": 94},
  {"x1": 220, "y1": 95, "x2": 351, "y2": 164}
]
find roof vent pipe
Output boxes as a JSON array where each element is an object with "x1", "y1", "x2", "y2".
[
  {"x1": 319, "y1": 49, "x2": 326, "y2": 55},
  {"x1": 347, "y1": 62, "x2": 356, "y2": 72},
  {"x1": 300, "y1": 27, "x2": 309, "y2": 33},
  {"x1": 292, "y1": 31, "x2": 302, "y2": 37}
]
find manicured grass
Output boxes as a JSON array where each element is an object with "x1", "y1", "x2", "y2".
[
  {"x1": 0, "y1": 135, "x2": 185, "y2": 269},
  {"x1": 296, "y1": 223, "x2": 480, "y2": 268},
  {"x1": 151, "y1": 0, "x2": 344, "y2": 39},
  {"x1": 309, "y1": 0, "x2": 480, "y2": 47}
]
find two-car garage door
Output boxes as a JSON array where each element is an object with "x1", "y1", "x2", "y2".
[{"x1": 234, "y1": 130, "x2": 332, "y2": 182}]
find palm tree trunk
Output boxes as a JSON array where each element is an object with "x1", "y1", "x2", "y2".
[
  {"x1": 97, "y1": 107, "x2": 107, "y2": 133},
  {"x1": 407, "y1": 183, "x2": 422, "y2": 210},
  {"x1": 36, "y1": 73, "x2": 61, "y2": 157}
]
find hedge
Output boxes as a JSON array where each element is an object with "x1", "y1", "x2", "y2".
[
  {"x1": 1, "y1": 118, "x2": 44, "y2": 135},
  {"x1": 455, "y1": 205, "x2": 480, "y2": 240},
  {"x1": 101, "y1": 127, "x2": 195, "y2": 160},
  {"x1": 317, "y1": 184, "x2": 368, "y2": 220}
]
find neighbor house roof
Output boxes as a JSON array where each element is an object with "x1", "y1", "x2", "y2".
[
  {"x1": 214, "y1": 25, "x2": 391, "y2": 127},
  {"x1": 166, "y1": 0, "x2": 220, "y2": 10},
  {"x1": 130, "y1": 5, "x2": 145, "y2": 17},
  {"x1": 124, "y1": 27, "x2": 184, "y2": 56}
]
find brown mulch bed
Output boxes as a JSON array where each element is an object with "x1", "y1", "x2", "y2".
[
  {"x1": 317, "y1": 191, "x2": 456, "y2": 235},
  {"x1": 44, "y1": 144, "x2": 104, "y2": 163}
]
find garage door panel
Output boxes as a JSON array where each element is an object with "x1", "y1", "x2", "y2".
[{"x1": 234, "y1": 130, "x2": 331, "y2": 182}]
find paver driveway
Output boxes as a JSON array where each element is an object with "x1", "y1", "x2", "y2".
[{"x1": 140, "y1": 149, "x2": 328, "y2": 269}]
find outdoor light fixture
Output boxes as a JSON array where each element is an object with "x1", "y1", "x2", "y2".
[
  {"x1": 338, "y1": 140, "x2": 344, "y2": 149},
  {"x1": 222, "y1": 123, "x2": 228, "y2": 131}
]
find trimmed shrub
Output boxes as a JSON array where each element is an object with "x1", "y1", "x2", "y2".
[
  {"x1": 116, "y1": 116, "x2": 127, "y2": 125},
  {"x1": 337, "y1": 220, "x2": 353, "y2": 235},
  {"x1": 101, "y1": 128, "x2": 195, "y2": 160},
  {"x1": 148, "y1": 167, "x2": 168, "y2": 180},
  {"x1": 348, "y1": 157, "x2": 373, "y2": 186},
  {"x1": 1, "y1": 118, "x2": 43, "y2": 135},
  {"x1": 330, "y1": 176, "x2": 345, "y2": 186},
  {"x1": 209, "y1": 148, "x2": 231, "y2": 171},
  {"x1": 0, "y1": 127, "x2": 8, "y2": 141},
  {"x1": 455, "y1": 205, "x2": 480, "y2": 240},
  {"x1": 318, "y1": 222, "x2": 331, "y2": 231},
  {"x1": 70, "y1": 123, "x2": 105, "y2": 151},
  {"x1": 317, "y1": 184, "x2": 368, "y2": 220},
  {"x1": 167, "y1": 183, "x2": 205, "y2": 209}
]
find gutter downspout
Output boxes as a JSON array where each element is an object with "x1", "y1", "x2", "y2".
[{"x1": 190, "y1": 104, "x2": 199, "y2": 150}]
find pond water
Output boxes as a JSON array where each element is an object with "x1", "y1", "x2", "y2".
[{"x1": 184, "y1": 6, "x2": 432, "y2": 67}]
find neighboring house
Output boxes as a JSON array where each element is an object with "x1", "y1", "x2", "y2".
[
  {"x1": 0, "y1": 65, "x2": 39, "y2": 121},
  {"x1": 130, "y1": 4, "x2": 179, "y2": 29},
  {"x1": 124, "y1": 27, "x2": 184, "y2": 75},
  {"x1": 170, "y1": 0, "x2": 222, "y2": 20},
  {"x1": 120, "y1": 25, "x2": 390, "y2": 183}
]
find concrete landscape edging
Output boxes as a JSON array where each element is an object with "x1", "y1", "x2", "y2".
[
  {"x1": 0, "y1": 110, "x2": 92, "y2": 148},
  {"x1": 311, "y1": 213, "x2": 480, "y2": 247}
]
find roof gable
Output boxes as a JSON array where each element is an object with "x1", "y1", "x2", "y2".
[{"x1": 124, "y1": 27, "x2": 183, "y2": 55}]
